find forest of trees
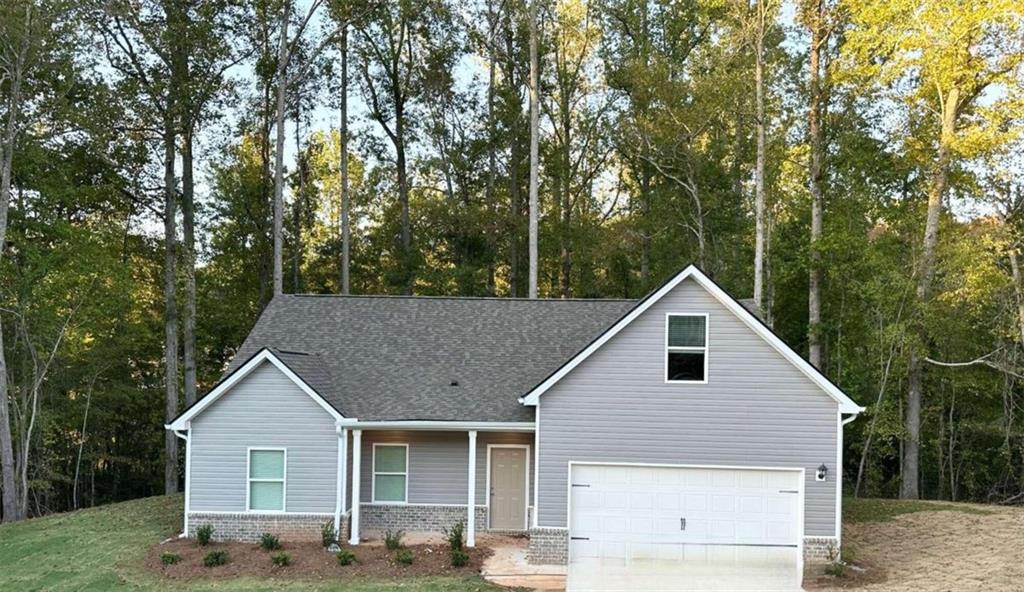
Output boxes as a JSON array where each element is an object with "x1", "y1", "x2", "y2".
[{"x1": 0, "y1": 0, "x2": 1022, "y2": 522}]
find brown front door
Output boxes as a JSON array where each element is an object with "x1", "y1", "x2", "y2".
[{"x1": 489, "y1": 447, "x2": 527, "y2": 530}]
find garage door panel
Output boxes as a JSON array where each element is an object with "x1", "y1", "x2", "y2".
[{"x1": 569, "y1": 465, "x2": 801, "y2": 563}]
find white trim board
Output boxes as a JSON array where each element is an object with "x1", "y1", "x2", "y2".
[
  {"x1": 520, "y1": 265, "x2": 864, "y2": 414},
  {"x1": 167, "y1": 349, "x2": 344, "y2": 430},
  {"x1": 485, "y1": 444, "x2": 531, "y2": 531}
]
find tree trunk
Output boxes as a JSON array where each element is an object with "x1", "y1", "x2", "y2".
[
  {"x1": 339, "y1": 26, "x2": 351, "y2": 294},
  {"x1": 272, "y1": 3, "x2": 290, "y2": 297},
  {"x1": 395, "y1": 101, "x2": 412, "y2": 295},
  {"x1": 752, "y1": 0, "x2": 766, "y2": 306},
  {"x1": 162, "y1": 108, "x2": 179, "y2": 496},
  {"x1": 293, "y1": 108, "x2": 304, "y2": 292},
  {"x1": 560, "y1": 97, "x2": 572, "y2": 298},
  {"x1": 527, "y1": 0, "x2": 540, "y2": 299},
  {"x1": 0, "y1": 2, "x2": 30, "y2": 523},
  {"x1": 807, "y1": 0, "x2": 825, "y2": 369},
  {"x1": 902, "y1": 88, "x2": 957, "y2": 500},
  {"x1": 1009, "y1": 247, "x2": 1024, "y2": 346},
  {"x1": 181, "y1": 123, "x2": 197, "y2": 408}
]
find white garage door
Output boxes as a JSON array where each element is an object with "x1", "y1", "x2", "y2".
[{"x1": 569, "y1": 464, "x2": 801, "y2": 563}]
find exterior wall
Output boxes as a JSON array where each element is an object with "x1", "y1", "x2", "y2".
[
  {"x1": 357, "y1": 504, "x2": 534, "y2": 534},
  {"x1": 189, "y1": 362, "x2": 339, "y2": 513},
  {"x1": 357, "y1": 430, "x2": 533, "y2": 519},
  {"x1": 188, "y1": 511, "x2": 334, "y2": 543},
  {"x1": 536, "y1": 277, "x2": 840, "y2": 538},
  {"x1": 528, "y1": 527, "x2": 569, "y2": 564}
]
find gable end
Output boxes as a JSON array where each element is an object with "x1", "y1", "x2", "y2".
[{"x1": 520, "y1": 265, "x2": 864, "y2": 414}]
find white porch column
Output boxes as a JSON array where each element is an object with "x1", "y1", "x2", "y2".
[
  {"x1": 348, "y1": 429, "x2": 362, "y2": 545},
  {"x1": 467, "y1": 430, "x2": 477, "y2": 548},
  {"x1": 333, "y1": 425, "x2": 348, "y2": 539}
]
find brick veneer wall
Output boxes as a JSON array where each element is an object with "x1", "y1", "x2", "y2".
[
  {"x1": 527, "y1": 527, "x2": 569, "y2": 564},
  {"x1": 803, "y1": 537, "x2": 839, "y2": 563},
  {"x1": 188, "y1": 512, "x2": 334, "y2": 543}
]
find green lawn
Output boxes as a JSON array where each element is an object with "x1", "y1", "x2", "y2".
[
  {"x1": 0, "y1": 495, "x2": 506, "y2": 591},
  {"x1": 843, "y1": 496, "x2": 995, "y2": 524}
]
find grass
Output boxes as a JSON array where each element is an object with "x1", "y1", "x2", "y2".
[
  {"x1": 844, "y1": 496, "x2": 995, "y2": 524},
  {"x1": 0, "y1": 495, "x2": 508, "y2": 591}
]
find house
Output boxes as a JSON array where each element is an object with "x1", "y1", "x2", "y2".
[{"x1": 166, "y1": 265, "x2": 863, "y2": 569}]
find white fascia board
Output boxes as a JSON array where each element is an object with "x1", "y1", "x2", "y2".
[
  {"x1": 166, "y1": 348, "x2": 344, "y2": 430},
  {"x1": 336, "y1": 420, "x2": 535, "y2": 432},
  {"x1": 520, "y1": 265, "x2": 865, "y2": 414}
]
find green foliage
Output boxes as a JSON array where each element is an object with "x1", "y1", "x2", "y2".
[
  {"x1": 443, "y1": 521, "x2": 464, "y2": 551},
  {"x1": 395, "y1": 548, "x2": 414, "y2": 566},
  {"x1": 321, "y1": 520, "x2": 338, "y2": 548},
  {"x1": 336, "y1": 548, "x2": 357, "y2": 566},
  {"x1": 159, "y1": 552, "x2": 180, "y2": 566},
  {"x1": 195, "y1": 524, "x2": 214, "y2": 547},
  {"x1": 383, "y1": 529, "x2": 405, "y2": 551},
  {"x1": 203, "y1": 550, "x2": 229, "y2": 567},
  {"x1": 450, "y1": 548, "x2": 470, "y2": 567},
  {"x1": 258, "y1": 533, "x2": 281, "y2": 551},
  {"x1": 270, "y1": 552, "x2": 290, "y2": 567},
  {"x1": 824, "y1": 561, "x2": 846, "y2": 577}
]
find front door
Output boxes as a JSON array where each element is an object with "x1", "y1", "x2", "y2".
[{"x1": 489, "y1": 447, "x2": 527, "y2": 530}]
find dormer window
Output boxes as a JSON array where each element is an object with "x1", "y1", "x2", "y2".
[{"x1": 666, "y1": 314, "x2": 708, "y2": 383}]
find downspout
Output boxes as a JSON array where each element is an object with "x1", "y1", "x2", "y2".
[
  {"x1": 171, "y1": 424, "x2": 191, "y2": 538},
  {"x1": 334, "y1": 423, "x2": 348, "y2": 541},
  {"x1": 836, "y1": 412, "x2": 859, "y2": 549}
]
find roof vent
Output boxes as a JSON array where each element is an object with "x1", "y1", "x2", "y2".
[{"x1": 450, "y1": 380, "x2": 459, "y2": 386}]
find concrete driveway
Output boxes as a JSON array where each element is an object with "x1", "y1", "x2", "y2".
[{"x1": 567, "y1": 546, "x2": 804, "y2": 592}]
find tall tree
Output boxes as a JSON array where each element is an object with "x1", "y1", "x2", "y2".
[
  {"x1": 0, "y1": 0, "x2": 36, "y2": 522},
  {"x1": 528, "y1": 0, "x2": 541, "y2": 298},
  {"x1": 751, "y1": 0, "x2": 769, "y2": 307},
  {"x1": 802, "y1": 0, "x2": 828, "y2": 368},
  {"x1": 339, "y1": 24, "x2": 351, "y2": 294},
  {"x1": 352, "y1": 0, "x2": 456, "y2": 294},
  {"x1": 843, "y1": 0, "x2": 1024, "y2": 499}
]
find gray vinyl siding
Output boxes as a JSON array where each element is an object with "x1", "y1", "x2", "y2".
[
  {"x1": 358, "y1": 431, "x2": 533, "y2": 505},
  {"x1": 190, "y1": 362, "x2": 338, "y2": 513},
  {"x1": 537, "y1": 277, "x2": 840, "y2": 537}
]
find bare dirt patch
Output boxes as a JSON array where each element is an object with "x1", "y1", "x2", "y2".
[
  {"x1": 807, "y1": 504, "x2": 1024, "y2": 591},
  {"x1": 146, "y1": 538, "x2": 491, "y2": 581}
]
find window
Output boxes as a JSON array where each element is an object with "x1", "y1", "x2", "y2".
[
  {"x1": 666, "y1": 314, "x2": 708, "y2": 382},
  {"x1": 247, "y1": 448, "x2": 286, "y2": 511},
  {"x1": 372, "y1": 444, "x2": 408, "y2": 503}
]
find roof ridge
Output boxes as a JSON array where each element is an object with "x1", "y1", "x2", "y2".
[{"x1": 281, "y1": 293, "x2": 637, "y2": 303}]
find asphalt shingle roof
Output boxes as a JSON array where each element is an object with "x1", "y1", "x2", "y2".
[{"x1": 226, "y1": 294, "x2": 636, "y2": 422}]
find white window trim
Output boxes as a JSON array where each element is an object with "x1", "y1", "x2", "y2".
[
  {"x1": 246, "y1": 447, "x2": 287, "y2": 513},
  {"x1": 664, "y1": 312, "x2": 709, "y2": 384},
  {"x1": 371, "y1": 443, "x2": 409, "y2": 504},
  {"x1": 485, "y1": 444, "x2": 531, "y2": 531}
]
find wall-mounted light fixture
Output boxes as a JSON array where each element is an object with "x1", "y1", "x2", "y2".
[{"x1": 816, "y1": 464, "x2": 828, "y2": 482}]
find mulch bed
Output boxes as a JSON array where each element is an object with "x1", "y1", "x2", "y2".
[
  {"x1": 146, "y1": 538, "x2": 492, "y2": 580},
  {"x1": 804, "y1": 561, "x2": 888, "y2": 590}
]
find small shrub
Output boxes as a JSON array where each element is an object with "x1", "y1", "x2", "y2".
[
  {"x1": 195, "y1": 524, "x2": 214, "y2": 546},
  {"x1": 321, "y1": 520, "x2": 337, "y2": 548},
  {"x1": 271, "y1": 552, "x2": 291, "y2": 567},
  {"x1": 383, "y1": 529, "x2": 405, "y2": 551},
  {"x1": 825, "y1": 561, "x2": 846, "y2": 577},
  {"x1": 203, "y1": 550, "x2": 229, "y2": 567},
  {"x1": 443, "y1": 521, "x2": 464, "y2": 551},
  {"x1": 259, "y1": 532, "x2": 281, "y2": 551},
  {"x1": 336, "y1": 548, "x2": 357, "y2": 566},
  {"x1": 395, "y1": 548, "x2": 414, "y2": 565},
  {"x1": 450, "y1": 548, "x2": 470, "y2": 567},
  {"x1": 160, "y1": 552, "x2": 180, "y2": 566}
]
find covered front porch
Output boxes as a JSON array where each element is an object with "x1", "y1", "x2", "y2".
[{"x1": 334, "y1": 421, "x2": 535, "y2": 548}]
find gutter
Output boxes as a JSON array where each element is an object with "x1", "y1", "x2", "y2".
[{"x1": 335, "y1": 420, "x2": 535, "y2": 432}]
